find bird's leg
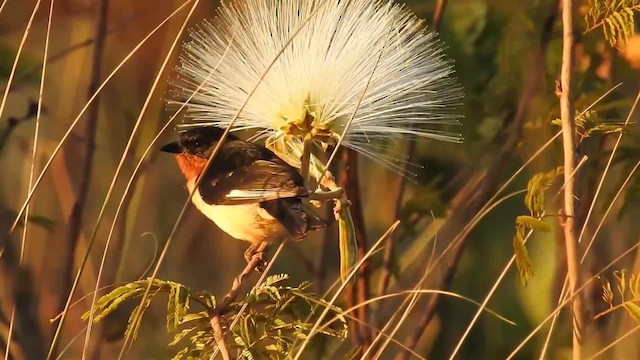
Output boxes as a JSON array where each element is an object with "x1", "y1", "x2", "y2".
[{"x1": 244, "y1": 243, "x2": 269, "y2": 273}]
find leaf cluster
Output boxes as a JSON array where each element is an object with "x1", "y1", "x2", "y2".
[
  {"x1": 513, "y1": 167, "x2": 562, "y2": 286},
  {"x1": 81, "y1": 278, "x2": 190, "y2": 343},
  {"x1": 585, "y1": 0, "x2": 640, "y2": 47},
  {"x1": 82, "y1": 275, "x2": 347, "y2": 359},
  {"x1": 598, "y1": 270, "x2": 640, "y2": 323},
  {"x1": 551, "y1": 110, "x2": 630, "y2": 141},
  {"x1": 225, "y1": 274, "x2": 348, "y2": 360}
]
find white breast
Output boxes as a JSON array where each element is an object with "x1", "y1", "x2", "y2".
[{"x1": 186, "y1": 180, "x2": 284, "y2": 244}]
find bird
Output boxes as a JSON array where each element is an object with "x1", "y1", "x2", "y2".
[{"x1": 161, "y1": 126, "x2": 326, "y2": 268}]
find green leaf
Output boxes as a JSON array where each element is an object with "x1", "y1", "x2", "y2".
[
  {"x1": 524, "y1": 167, "x2": 563, "y2": 215},
  {"x1": 81, "y1": 282, "x2": 145, "y2": 322},
  {"x1": 263, "y1": 274, "x2": 289, "y2": 287},
  {"x1": 167, "y1": 284, "x2": 178, "y2": 333},
  {"x1": 585, "y1": 0, "x2": 640, "y2": 46},
  {"x1": 602, "y1": 281, "x2": 614, "y2": 307},
  {"x1": 171, "y1": 347, "x2": 190, "y2": 360},
  {"x1": 169, "y1": 326, "x2": 198, "y2": 347},
  {"x1": 513, "y1": 227, "x2": 533, "y2": 286},
  {"x1": 516, "y1": 216, "x2": 551, "y2": 232},
  {"x1": 623, "y1": 302, "x2": 640, "y2": 324},
  {"x1": 337, "y1": 199, "x2": 357, "y2": 284},
  {"x1": 124, "y1": 294, "x2": 154, "y2": 343}
]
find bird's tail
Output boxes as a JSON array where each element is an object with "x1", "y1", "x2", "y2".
[{"x1": 261, "y1": 199, "x2": 327, "y2": 241}]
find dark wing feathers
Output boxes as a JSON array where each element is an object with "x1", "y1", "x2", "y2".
[
  {"x1": 260, "y1": 199, "x2": 327, "y2": 240},
  {"x1": 198, "y1": 140, "x2": 307, "y2": 205}
]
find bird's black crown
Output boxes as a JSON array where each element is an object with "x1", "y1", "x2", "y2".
[{"x1": 161, "y1": 126, "x2": 238, "y2": 157}]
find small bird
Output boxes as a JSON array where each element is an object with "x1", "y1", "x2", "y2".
[{"x1": 161, "y1": 126, "x2": 326, "y2": 268}]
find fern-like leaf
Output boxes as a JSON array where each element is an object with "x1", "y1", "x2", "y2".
[
  {"x1": 585, "y1": 0, "x2": 640, "y2": 46},
  {"x1": 524, "y1": 167, "x2": 563, "y2": 215}
]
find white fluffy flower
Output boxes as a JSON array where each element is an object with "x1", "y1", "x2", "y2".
[{"x1": 171, "y1": 0, "x2": 463, "y2": 173}]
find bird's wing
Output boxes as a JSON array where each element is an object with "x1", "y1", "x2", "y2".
[{"x1": 198, "y1": 159, "x2": 308, "y2": 205}]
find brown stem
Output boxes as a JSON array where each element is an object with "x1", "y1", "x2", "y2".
[
  {"x1": 51, "y1": 0, "x2": 108, "y2": 357},
  {"x1": 209, "y1": 314, "x2": 231, "y2": 360},
  {"x1": 559, "y1": 0, "x2": 585, "y2": 357},
  {"x1": 206, "y1": 242, "x2": 270, "y2": 359},
  {"x1": 339, "y1": 148, "x2": 371, "y2": 356}
]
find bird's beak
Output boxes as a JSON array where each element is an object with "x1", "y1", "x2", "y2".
[{"x1": 160, "y1": 141, "x2": 182, "y2": 154}]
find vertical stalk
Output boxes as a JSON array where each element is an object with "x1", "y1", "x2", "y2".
[
  {"x1": 300, "y1": 133, "x2": 313, "y2": 187},
  {"x1": 559, "y1": 0, "x2": 585, "y2": 357}
]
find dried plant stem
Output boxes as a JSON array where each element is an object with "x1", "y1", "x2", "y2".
[
  {"x1": 207, "y1": 244, "x2": 270, "y2": 360},
  {"x1": 4, "y1": 0, "x2": 50, "y2": 352},
  {"x1": 209, "y1": 243, "x2": 285, "y2": 360},
  {"x1": 559, "y1": 0, "x2": 585, "y2": 357},
  {"x1": 44, "y1": 3, "x2": 194, "y2": 358},
  {"x1": 292, "y1": 221, "x2": 400, "y2": 360},
  {"x1": 209, "y1": 315, "x2": 231, "y2": 360},
  {"x1": 70, "y1": 2, "x2": 108, "y2": 359}
]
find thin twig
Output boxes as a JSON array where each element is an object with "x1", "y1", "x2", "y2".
[
  {"x1": 208, "y1": 243, "x2": 269, "y2": 360},
  {"x1": 45, "y1": 3, "x2": 193, "y2": 358},
  {"x1": 559, "y1": 0, "x2": 586, "y2": 357},
  {"x1": 52, "y1": 0, "x2": 108, "y2": 358},
  {"x1": 12, "y1": 13, "x2": 139, "y2": 87},
  {"x1": 4, "y1": 0, "x2": 54, "y2": 358},
  {"x1": 209, "y1": 315, "x2": 231, "y2": 360}
]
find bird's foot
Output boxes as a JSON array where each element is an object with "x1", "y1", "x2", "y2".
[{"x1": 244, "y1": 245, "x2": 268, "y2": 273}]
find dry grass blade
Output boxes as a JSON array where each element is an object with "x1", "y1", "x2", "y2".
[
  {"x1": 82, "y1": 0, "x2": 197, "y2": 352},
  {"x1": 440, "y1": 83, "x2": 620, "y2": 359},
  {"x1": 0, "y1": 0, "x2": 41, "y2": 122},
  {"x1": 506, "y1": 241, "x2": 640, "y2": 359},
  {"x1": 448, "y1": 156, "x2": 589, "y2": 359},
  {"x1": 537, "y1": 88, "x2": 640, "y2": 360},
  {"x1": 577, "y1": 90, "x2": 640, "y2": 246},
  {"x1": 321, "y1": 289, "x2": 516, "y2": 334},
  {"x1": 368, "y1": 293, "x2": 420, "y2": 359},
  {"x1": 588, "y1": 324, "x2": 640, "y2": 359},
  {"x1": 292, "y1": 221, "x2": 400, "y2": 360},
  {"x1": 6, "y1": 1, "x2": 192, "y2": 236},
  {"x1": 4, "y1": 0, "x2": 51, "y2": 358},
  {"x1": 538, "y1": 158, "x2": 640, "y2": 359},
  {"x1": 383, "y1": 189, "x2": 527, "y2": 360},
  {"x1": 42, "y1": 3, "x2": 193, "y2": 358}
]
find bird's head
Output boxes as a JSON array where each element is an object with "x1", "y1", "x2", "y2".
[
  {"x1": 161, "y1": 126, "x2": 237, "y2": 181},
  {"x1": 161, "y1": 126, "x2": 234, "y2": 158}
]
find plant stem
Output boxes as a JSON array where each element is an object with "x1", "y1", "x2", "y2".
[
  {"x1": 339, "y1": 148, "x2": 371, "y2": 355},
  {"x1": 209, "y1": 314, "x2": 231, "y2": 360},
  {"x1": 52, "y1": 0, "x2": 108, "y2": 357},
  {"x1": 301, "y1": 133, "x2": 313, "y2": 187},
  {"x1": 559, "y1": 0, "x2": 585, "y2": 357}
]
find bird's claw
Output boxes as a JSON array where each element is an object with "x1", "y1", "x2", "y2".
[{"x1": 244, "y1": 245, "x2": 268, "y2": 273}]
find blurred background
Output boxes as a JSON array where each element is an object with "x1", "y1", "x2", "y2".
[{"x1": 2, "y1": 0, "x2": 640, "y2": 359}]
